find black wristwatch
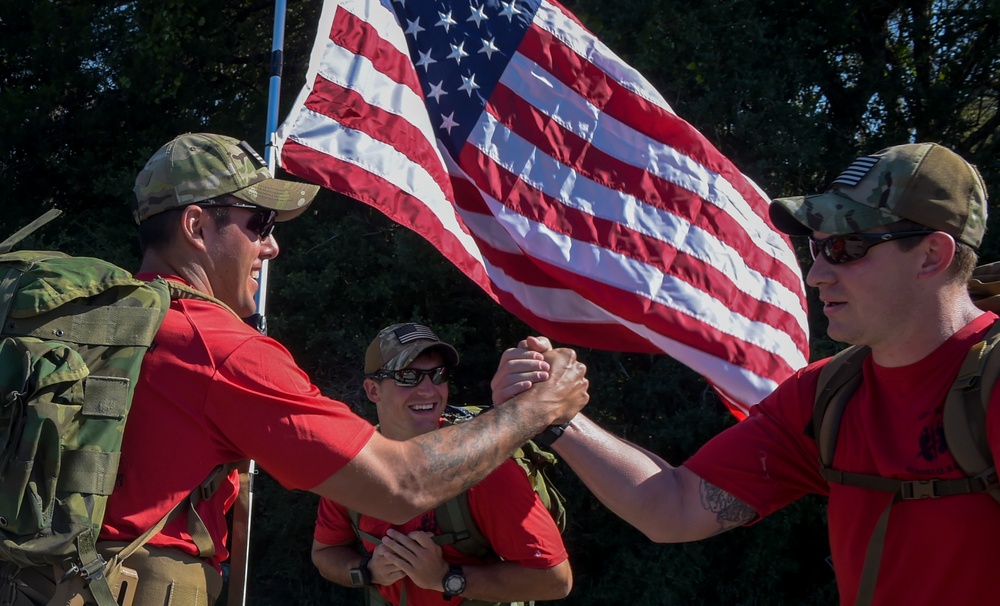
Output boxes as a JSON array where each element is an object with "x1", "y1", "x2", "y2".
[
  {"x1": 441, "y1": 565, "x2": 466, "y2": 600},
  {"x1": 533, "y1": 422, "x2": 570, "y2": 448},
  {"x1": 348, "y1": 555, "x2": 373, "y2": 587}
]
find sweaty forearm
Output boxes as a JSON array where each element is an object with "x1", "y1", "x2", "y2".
[
  {"x1": 317, "y1": 348, "x2": 587, "y2": 523},
  {"x1": 317, "y1": 394, "x2": 556, "y2": 523},
  {"x1": 554, "y1": 414, "x2": 741, "y2": 543},
  {"x1": 402, "y1": 394, "x2": 551, "y2": 508}
]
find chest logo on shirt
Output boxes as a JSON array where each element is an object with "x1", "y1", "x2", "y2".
[{"x1": 917, "y1": 418, "x2": 948, "y2": 462}]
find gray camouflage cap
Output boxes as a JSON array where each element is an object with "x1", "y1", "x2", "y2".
[
  {"x1": 132, "y1": 132, "x2": 320, "y2": 224},
  {"x1": 770, "y1": 143, "x2": 988, "y2": 249},
  {"x1": 364, "y1": 323, "x2": 460, "y2": 374}
]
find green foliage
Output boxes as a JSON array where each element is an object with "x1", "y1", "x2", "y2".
[{"x1": 2, "y1": 0, "x2": 999, "y2": 604}]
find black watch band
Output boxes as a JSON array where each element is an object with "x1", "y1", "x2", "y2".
[
  {"x1": 441, "y1": 564, "x2": 466, "y2": 600},
  {"x1": 348, "y1": 554, "x2": 373, "y2": 587},
  {"x1": 532, "y1": 422, "x2": 570, "y2": 448}
]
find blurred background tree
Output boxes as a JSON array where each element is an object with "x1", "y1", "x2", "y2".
[{"x1": 1, "y1": 0, "x2": 997, "y2": 604}]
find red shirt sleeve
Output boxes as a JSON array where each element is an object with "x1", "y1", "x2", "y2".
[{"x1": 467, "y1": 459, "x2": 568, "y2": 568}]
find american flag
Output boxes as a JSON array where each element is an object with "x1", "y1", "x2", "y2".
[{"x1": 275, "y1": 0, "x2": 809, "y2": 417}]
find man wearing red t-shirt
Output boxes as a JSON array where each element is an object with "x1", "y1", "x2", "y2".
[
  {"x1": 8, "y1": 133, "x2": 588, "y2": 606},
  {"x1": 496, "y1": 143, "x2": 1000, "y2": 605},
  {"x1": 312, "y1": 323, "x2": 571, "y2": 605}
]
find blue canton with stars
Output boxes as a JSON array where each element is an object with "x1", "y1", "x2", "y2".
[{"x1": 390, "y1": 0, "x2": 542, "y2": 159}]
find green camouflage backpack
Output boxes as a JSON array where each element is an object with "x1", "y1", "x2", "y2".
[
  {"x1": 348, "y1": 404, "x2": 568, "y2": 606},
  {"x1": 810, "y1": 261, "x2": 1000, "y2": 606},
  {"x1": 0, "y1": 210, "x2": 232, "y2": 606}
]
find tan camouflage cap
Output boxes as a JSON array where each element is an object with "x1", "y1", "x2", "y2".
[
  {"x1": 770, "y1": 143, "x2": 988, "y2": 249},
  {"x1": 364, "y1": 323, "x2": 460, "y2": 374},
  {"x1": 132, "y1": 132, "x2": 320, "y2": 224}
]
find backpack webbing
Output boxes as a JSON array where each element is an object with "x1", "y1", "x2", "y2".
[{"x1": 813, "y1": 321, "x2": 1000, "y2": 606}]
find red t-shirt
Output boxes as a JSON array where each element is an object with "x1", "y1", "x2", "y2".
[
  {"x1": 315, "y1": 458, "x2": 567, "y2": 605},
  {"x1": 100, "y1": 275, "x2": 376, "y2": 567},
  {"x1": 686, "y1": 312, "x2": 1000, "y2": 605}
]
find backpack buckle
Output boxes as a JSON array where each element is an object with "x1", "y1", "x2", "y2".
[
  {"x1": 901, "y1": 480, "x2": 939, "y2": 499},
  {"x1": 79, "y1": 555, "x2": 107, "y2": 581},
  {"x1": 56, "y1": 555, "x2": 106, "y2": 584},
  {"x1": 972, "y1": 468, "x2": 998, "y2": 492}
]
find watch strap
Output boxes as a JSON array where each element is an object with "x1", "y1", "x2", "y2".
[
  {"x1": 348, "y1": 554, "x2": 373, "y2": 587},
  {"x1": 532, "y1": 422, "x2": 570, "y2": 448}
]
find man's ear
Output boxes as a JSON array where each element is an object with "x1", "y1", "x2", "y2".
[
  {"x1": 179, "y1": 205, "x2": 210, "y2": 251},
  {"x1": 363, "y1": 377, "x2": 381, "y2": 403},
  {"x1": 918, "y1": 231, "x2": 957, "y2": 278}
]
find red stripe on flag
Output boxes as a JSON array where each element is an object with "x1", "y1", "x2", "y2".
[
  {"x1": 330, "y1": 5, "x2": 423, "y2": 96},
  {"x1": 301, "y1": 77, "x2": 453, "y2": 198},
  {"x1": 519, "y1": 21, "x2": 781, "y2": 228},
  {"x1": 457, "y1": 143, "x2": 807, "y2": 373},
  {"x1": 473, "y1": 236, "x2": 798, "y2": 380},
  {"x1": 279, "y1": 139, "x2": 492, "y2": 291},
  {"x1": 482, "y1": 83, "x2": 807, "y2": 300}
]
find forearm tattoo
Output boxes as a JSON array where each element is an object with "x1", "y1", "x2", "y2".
[
  {"x1": 413, "y1": 398, "x2": 536, "y2": 493},
  {"x1": 699, "y1": 479, "x2": 755, "y2": 534}
]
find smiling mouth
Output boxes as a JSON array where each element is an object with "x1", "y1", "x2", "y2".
[{"x1": 409, "y1": 404, "x2": 436, "y2": 412}]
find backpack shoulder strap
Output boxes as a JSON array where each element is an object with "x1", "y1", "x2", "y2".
[
  {"x1": 346, "y1": 509, "x2": 384, "y2": 547},
  {"x1": 0, "y1": 209, "x2": 62, "y2": 253},
  {"x1": 942, "y1": 319, "x2": 1000, "y2": 504},
  {"x1": 433, "y1": 493, "x2": 491, "y2": 559},
  {"x1": 812, "y1": 345, "x2": 870, "y2": 468},
  {"x1": 161, "y1": 279, "x2": 240, "y2": 319}
]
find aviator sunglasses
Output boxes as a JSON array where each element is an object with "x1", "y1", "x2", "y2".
[
  {"x1": 808, "y1": 230, "x2": 936, "y2": 265},
  {"x1": 196, "y1": 200, "x2": 278, "y2": 239},
  {"x1": 368, "y1": 366, "x2": 451, "y2": 387}
]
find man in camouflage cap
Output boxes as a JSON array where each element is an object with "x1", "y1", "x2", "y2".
[
  {"x1": 363, "y1": 323, "x2": 460, "y2": 375},
  {"x1": 312, "y1": 323, "x2": 572, "y2": 605},
  {"x1": 19, "y1": 133, "x2": 589, "y2": 606},
  {"x1": 133, "y1": 132, "x2": 320, "y2": 224},
  {"x1": 491, "y1": 142, "x2": 1000, "y2": 606},
  {"x1": 769, "y1": 142, "x2": 988, "y2": 249}
]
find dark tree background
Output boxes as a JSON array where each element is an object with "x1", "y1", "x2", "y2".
[{"x1": 2, "y1": 0, "x2": 997, "y2": 604}]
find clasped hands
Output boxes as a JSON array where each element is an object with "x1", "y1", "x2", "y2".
[
  {"x1": 490, "y1": 336, "x2": 589, "y2": 424},
  {"x1": 366, "y1": 529, "x2": 449, "y2": 590}
]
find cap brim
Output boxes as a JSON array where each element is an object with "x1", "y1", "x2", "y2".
[
  {"x1": 383, "y1": 342, "x2": 461, "y2": 372},
  {"x1": 230, "y1": 179, "x2": 321, "y2": 222},
  {"x1": 770, "y1": 191, "x2": 900, "y2": 236}
]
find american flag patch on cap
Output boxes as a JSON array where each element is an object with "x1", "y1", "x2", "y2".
[
  {"x1": 831, "y1": 155, "x2": 879, "y2": 187},
  {"x1": 394, "y1": 323, "x2": 440, "y2": 344}
]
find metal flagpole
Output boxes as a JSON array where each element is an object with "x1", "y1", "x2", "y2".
[{"x1": 228, "y1": 2, "x2": 288, "y2": 604}]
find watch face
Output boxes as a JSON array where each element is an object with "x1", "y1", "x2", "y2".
[{"x1": 444, "y1": 572, "x2": 466, "y2": 594}]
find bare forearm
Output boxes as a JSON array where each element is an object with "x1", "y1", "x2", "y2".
[
  {"x1": 462, "y1": 560, "x2": 572, "y2": 602},
  {"x1": 316, "y1": 347, "x2": 587, "y2": 523},
  {"x1": 554, "y1": 415, "x2": 753, "y2": 542},
  {"x1": 311, "y1": 542, "x2": 364, "y2": 586},
  {"x1": 316, "y1": 395, "x2": 556, "y2": 522}
]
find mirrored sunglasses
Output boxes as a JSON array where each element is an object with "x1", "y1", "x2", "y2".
[
  {"x1": 808, "y1": 230, "x2": 935, "y2": 265},
  {"x1": 369, "y1": 366, "x2": 450, "y2": 387},
  {"x1": 196, "y1": 201, "x2": 277, "y2": 239}
]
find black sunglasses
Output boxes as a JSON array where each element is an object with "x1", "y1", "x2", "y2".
[
  {"x1": 196, "y1": 201, "x2": 278, "y2": 239},
  {"x1": 808, "y1": 230, "x2": 936, "y2": 265},
  {"x1": 368, "y1": 366, "x2": 450, "y2": 387}
]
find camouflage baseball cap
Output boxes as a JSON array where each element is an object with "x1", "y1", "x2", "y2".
[
  {"x1": 132, "y1": 132, "x2": 320, "y2": 224},
  {"x1": 770, "y1": 143, "x2": 988, "y2": 249},
  {"x1": 364, "y1": 323, "x2": 460, "y2": 374}
]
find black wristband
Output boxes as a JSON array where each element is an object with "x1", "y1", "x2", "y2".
[
  {"x1": 348, "y1": 554, "x2": 373, "y2": 587},
  {"x1": 532, "y1": 422, "x2": 570, "y2": 448}
]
